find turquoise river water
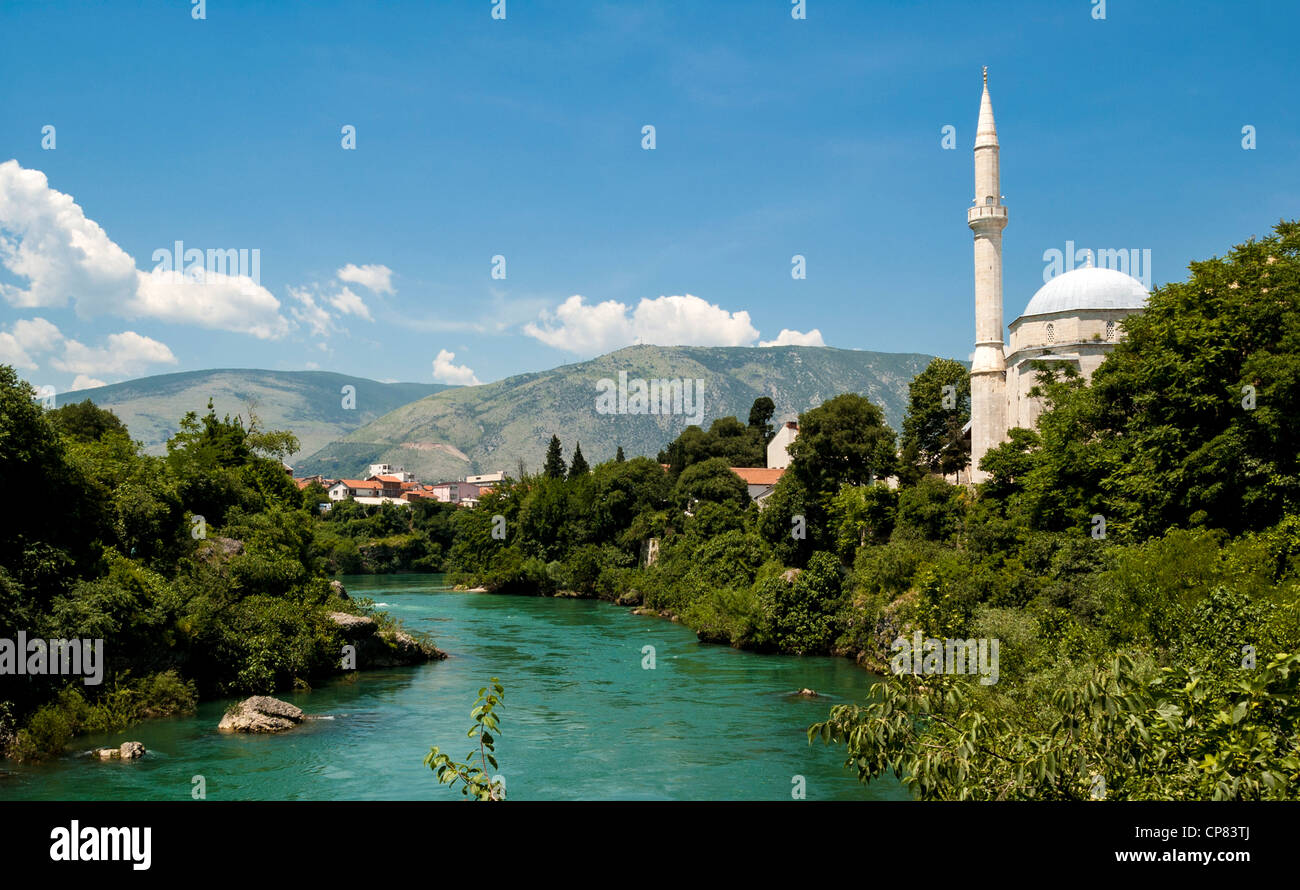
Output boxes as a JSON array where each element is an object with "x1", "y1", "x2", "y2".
[{"x1": 0, "y1": 574, "x2": 906, "y2": 801}]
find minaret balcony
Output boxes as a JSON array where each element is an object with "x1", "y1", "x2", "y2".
[{"x1": 967, "y1": 204, "x2": 1008, "y2": 227}]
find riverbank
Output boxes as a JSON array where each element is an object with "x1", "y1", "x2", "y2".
[
  {"x1": 0, "y1": 575, "x2": 904, "y2": 801},
  {"x1": 450, "y1": 576, "x2": 896, "y2": 676}
]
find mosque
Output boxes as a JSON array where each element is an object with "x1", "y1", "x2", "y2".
[{"x1": 966, "y1": 69, "x2": 1151, "y2": 483}]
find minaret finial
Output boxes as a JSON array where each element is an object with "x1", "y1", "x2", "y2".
[{"x1": 983, "y1": 65, "x2": 988, "y2": 86}]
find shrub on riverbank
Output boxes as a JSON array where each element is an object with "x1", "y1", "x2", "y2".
[
  {"x1": 8, "y1": 671, "x2": 197, "y2": 763},
  {"x1": 0, "y1": 379, "x2": 424, "y2": 761}
]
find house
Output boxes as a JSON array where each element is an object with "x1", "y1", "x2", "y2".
[
  {"x1": 368, "y1": 463, "x2": 415, "y2": 483},
  {"x1": 730, "y1": 467, "x2": 785, "y2": 505},
  {"x1": 767, "y1": 422, "x2": 798, "y2": 469},
  {"x1": 368, "y1": 474, "x2": 407, "y2": 499},
  {"x1": 327, "y1": 478, "x2": 411, "y2": 506},
  {"x1": 466, "y1": 472, "x2": 505, "y2": 485},
  {"x1": 328, "y1": 479, "x2": 381, "y2": 500},
  {"x1": 431, "y1": 481, "x2": 481, "y2": 506}
]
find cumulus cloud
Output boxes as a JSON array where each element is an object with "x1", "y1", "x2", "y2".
[
  {"x1": 0, "y1": 316, "x2": 63, "y2": 368},
  {"x1": 0, "y1": 160, "x2": 289, "y2": 339},
  {"x1": 759, "y1": 328, "x2": 826, "y2": 347},
  {"x1": 327, "y1": 286, "x2": 373, "y2": 321},
  {"x1": 524, "y1": 294, "x2": 760, "y2": 354},
  {"x1": 53, "y1": 331, "x2": 177, "y2": 377},
  {"x1": 134, "y1": 269, "x2": 287, "y2": 339},
  {"x1": 337, "y1": 263, "x2": 394, "y2": 295},
  {"x1": 12, "y1": 316, "x2": 64, "y2": 353},
  {"x1": 0, "y1": 331, "x2": 36, "y2": 369},
  {"x1": 0, "y1": 316, "x2": 176, "y2": 381},
  {"x1": 70, "y1": 375, "x2": 107, "y2": 390},
  {"x1": 432, "y1": 349, "x2": 481, "y2": 386}
]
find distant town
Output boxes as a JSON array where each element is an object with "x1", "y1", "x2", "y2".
[{"x1": 296, "y1": 420, "x2": 802, "y2": 510}]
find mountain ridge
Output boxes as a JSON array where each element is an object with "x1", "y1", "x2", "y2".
[
  {"x1": 295, "y1": 345, "x2": 947, "y2": 481},
  {"x1": 56, "y1": 369, "x2": 451, "y2": 461}
]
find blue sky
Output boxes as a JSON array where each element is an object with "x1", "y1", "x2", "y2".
[{"x1": 1, "y1": 0, "x2": 1296, "y2": 393}]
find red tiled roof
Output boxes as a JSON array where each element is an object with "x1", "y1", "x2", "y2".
[{"x1": 729, "y1": 467, "x2": 785, "y2": 486}]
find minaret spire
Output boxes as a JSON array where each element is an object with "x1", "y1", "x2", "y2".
[{"x1": 967, "y1": 67, "x2": 1008, "y2": 484}]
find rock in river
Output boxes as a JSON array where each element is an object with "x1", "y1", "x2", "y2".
[
  {"x1": 94, "y1": 741, "x2": 147, "y2": 760},
  {"x1": 327, "y1": 611, "x2": 447, "y2": 666},
  {"x1": 218, "y1": 696, "x2": 305, "y2": 733}
]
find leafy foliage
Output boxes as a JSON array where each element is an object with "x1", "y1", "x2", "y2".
[{"x1": 425, "y1": 678, "x2": 507, "y2": 800}]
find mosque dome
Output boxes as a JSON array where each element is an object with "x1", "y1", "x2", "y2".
[{"x1": 1019, "y1": 266, "x2": 1149, "y2": 319}]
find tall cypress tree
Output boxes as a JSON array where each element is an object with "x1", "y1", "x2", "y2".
[
  {"x1": 615, "y1": 445, "x2": 625, "y2": 462},
  {"x1": 542, "y1": 435, "x2": 566, "y2": 479},
  {"x1": 568, "y1": 442, "x2": 590, "y2": 478}
]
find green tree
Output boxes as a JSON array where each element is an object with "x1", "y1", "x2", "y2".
[
  {"x1": 673, "y1": 457, "x2": 748, "y2": 511},
  {"x1": 899, "y1": 358, "x2": 970, "y2": 480},
  {"x1": 48, "y1": 399, "x2": 128, "y2": 443},
  {"x1": 567, "y1": 442, "x2": 590, "y2": 478},
  {"x1": 615, "y1": 445, "x2": 625, "y2": 462},
  {"x1": 542, "y1": 435, "x2": 566, "y2": 479},
  {"x1": 748, "y1": 396, "x2": 776, "y2": 444},
  {"x1": 788, "y1": 393, "x2": 897, "y2": 499},
  {"x1": 659, "y1": 416, "x2": 764, "y2": 474}
]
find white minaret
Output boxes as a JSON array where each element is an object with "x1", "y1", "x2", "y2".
[{"x1": 967, "y1": 66, "x2": 1008, "y2": 484}]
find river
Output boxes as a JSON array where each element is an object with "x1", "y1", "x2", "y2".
[{"x1": 0, "y1": 574, "x2": 906, "y2": 801}]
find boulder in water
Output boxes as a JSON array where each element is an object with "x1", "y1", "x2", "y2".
[
  {"x1": 93, "y1": 741, "x2": 147, "y2": 760},
  {"x1": 218, "y1": 696, "x2": 305, "y2": 733}
]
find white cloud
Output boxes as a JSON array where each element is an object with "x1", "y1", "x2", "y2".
[
  {"x1": 54, "y1": 330, "x2": 177, "y2": 377},
  {"x1": 327, "y1": 286, "x2": 373, "y2": 321},
  {"x1": 0, "y1": 316, "x2": 63, "y2": 369},
  {"x1": 524, "y1": 293, "x2": 760, "y2": 354},
  {"x1": 432, "y1": 349, "x2": 481, "y2": 385},
  {"x1": 134, "y1": 269, "x2": 288, "y2": 339},
  {"x1": 0, "y1": 316, "x2": 176, "y2": 381},
  {"x1": 337, "y1": 263, "x2": 394, "y2": 294},
  {"x1": 0, "y1": 332, "x2": 36, "y2": 369},
  {"x1": 0, "y1": 161, "x2": 138, "y2": 311},
  {"x1": 288, "y1": 287, "x2": 333, "y2": 338},
  {"x1": 12, "y1": 316, "x2": 63, "y2": 353},
  {"x1": 759, "y1": 328, "x2": 826, "y2": 347},
  {"x1": 0, "y1": 160, "x2": 288, "y2": 339}
]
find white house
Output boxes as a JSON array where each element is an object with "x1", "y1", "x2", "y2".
[{"x1": 767, "y1": 422, "x2": 798, "y2": 469}]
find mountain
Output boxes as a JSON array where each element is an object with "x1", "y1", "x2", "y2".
[
  {"x1": 294, "y1": 345, "x2": 943, "y2": 481},
  {"x1": 56, "y1": 370, "x2": 451, "y2": 461}
]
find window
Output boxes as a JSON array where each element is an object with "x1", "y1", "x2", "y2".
[
  {"x1": 1105, "y1": 319, "x2": 1115, "y2": 340},
  {"x1": 1046, "y1": 323, "x2": 1055, "y2": 343}
]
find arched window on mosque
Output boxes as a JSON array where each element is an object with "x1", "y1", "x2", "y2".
[
  {"x1": 1105, "y1": 320, "x2": 1115, "y2": 340},
  {"x1": 1046, "y1": 323, "x2": 1055, "y2": 343}
]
